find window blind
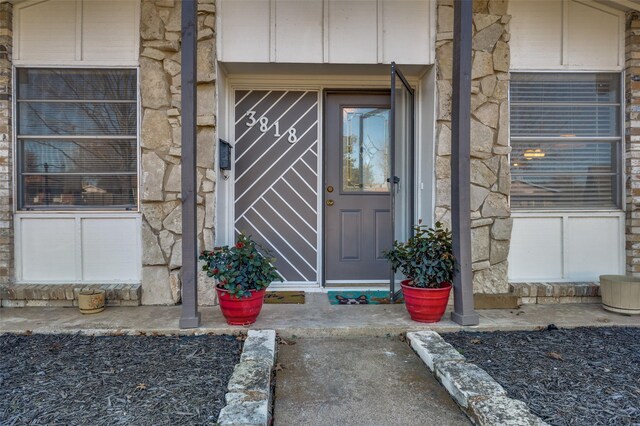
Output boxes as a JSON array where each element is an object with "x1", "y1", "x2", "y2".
[
  {"x1": 510, "y1": 73, "x2": 621, "y2": 209},
  {"x1": 16, "y1": 69, "x2": 138, "y2": 210}
]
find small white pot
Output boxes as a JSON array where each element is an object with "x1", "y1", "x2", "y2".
[{"x1": 599, "y1": 275, "x2": 640, "y2": 315}]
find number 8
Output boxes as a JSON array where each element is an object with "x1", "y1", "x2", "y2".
[
  {"x1": 259, "y1": 117, "x2": 269, "y2": 132},
  {"x1": 287, "y1": 128, "x2": 297, "y2": 144}
]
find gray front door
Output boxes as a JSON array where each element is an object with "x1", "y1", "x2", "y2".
[{"x1": 325, "y1": 93, "x2": 392, "y2": 282}]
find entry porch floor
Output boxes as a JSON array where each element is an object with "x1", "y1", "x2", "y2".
[{"x1": 1, "y1": 294, "x2": 638, "y2": 336}]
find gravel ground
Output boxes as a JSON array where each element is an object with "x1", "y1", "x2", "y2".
[
  {"x1": 444, "y1": 326, "x2": 640, "y2": 426},
  {"x1": 0, "y1": 333, "x2": 242, "y2": 426}
]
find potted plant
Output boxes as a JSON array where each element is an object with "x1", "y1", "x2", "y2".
[
  {"x1": 384, "y1": 222, "x2": 456, "y2": 323},
  {"x1": 200, "y1": 233, "x2": 282, "y2": 325}
]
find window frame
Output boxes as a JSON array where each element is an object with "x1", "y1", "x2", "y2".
[
  {"x1": 12, "y1": 65, "x2": 141, "y2": 213},
  {"x1": 509, "y1": 71, "x2": 625, "y2": 211}
]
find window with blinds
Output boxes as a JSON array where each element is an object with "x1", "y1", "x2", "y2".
[
  {"x1": 510, "y1": 73, "x2": 621, "y2": 209},
  {"x1": 16, "y1": 68, "x2": 138, "y2": 210}
]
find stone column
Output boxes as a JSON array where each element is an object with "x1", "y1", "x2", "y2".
[
  {"x1": 435, "y1": 0, "x2": 512, "y2": 293},
  {"x1": 0, "y1": 4, "x2": 12, "y2": 286},
  {"x1": 139, "y1": 0, "x2": 216, "y2": 305},
  {"x1": 625, "y1": 12, "x2": 640, "y2": 276}
]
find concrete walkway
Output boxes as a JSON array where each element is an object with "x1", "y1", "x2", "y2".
[
  {"x1": 1, "y1": 294, "x2": 638, "y2": 336},
  {"x1": 273, "y1": 336, "x2": 470, "y2": 426}
]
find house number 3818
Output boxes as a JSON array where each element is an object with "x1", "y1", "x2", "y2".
[{"x1": 245, "y1": 110, "x2": 298, "y2": 144}]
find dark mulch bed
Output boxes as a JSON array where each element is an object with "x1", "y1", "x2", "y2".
[
  {"x1": 0, "y1": 333, "x2": 242, "y2": 426},
  {"x1": 444, "y1": 326, "x2": 640, "y2": 426}
]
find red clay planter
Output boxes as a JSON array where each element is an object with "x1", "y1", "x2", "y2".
[
  {"x1": 401, "y1": 280, "x2": 452, "y2": 323},
  {"x1": 216, "y1": 287, "x2": 267, "y2": 325}
]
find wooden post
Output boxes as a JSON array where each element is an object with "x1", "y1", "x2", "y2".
[
  {"x1": 179, "y1": 0, "x2": 201, "y2": 329},
  {"x1": 450, "y1": 0, "x2": 479, "y2": 326}
]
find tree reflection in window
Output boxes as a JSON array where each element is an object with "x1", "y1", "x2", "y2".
[
  {"x1": 17, "y1": 69, "x2": 138, "y2": 210},
  {"x1": 342, "y1": 107, "x2": 390, "y2": 193}
]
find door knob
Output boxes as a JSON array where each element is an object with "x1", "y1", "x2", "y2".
[{"x1": 326, "y1": 199, "x2": 334, "y2": 206}]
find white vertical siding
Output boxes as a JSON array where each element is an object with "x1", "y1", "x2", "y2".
[
  {"x1": 17, "y1": 0, "x2": 78, "y2": 62},
  {"x1": 218, "y1": 0, "x2": 434, "y2": 65},
  {"x1": 81, "y1": 218, "x2": 141, "y2": 282},
  {"x1": 18, "y1": 218, "x2": 78, "y2": 282},
  {"x1": 509, "y1": 0, "x2": 563, "y2": 69},
  {"x1": 509, "y1": 0, "x2": 624, "y2": 70},
  {"x1": 15, "y1": 0, "x2": 140, "y2": 64},
  {"x1": 81, "y1": 1, "x2": 139, "y2": 62},
  {"x1": 327, "y1": 0, "x2": 378, "y2": 63},
  {"x1": 275, "y1": 0, "x2": 324, "y2": 63},
  {"x1": 16, "y1": 214, "x2": 141, "y2": 283},
  {"x1": 381, "y1": 1, "x2": 431, "y2": 65},
  {"x1": 509, "y1": 213, "x2": 624, "y2": 282},
  {"x1": 217, "y1": 0, "x2": 271, "y2": 63},
  {"x1": 565, "y1": 0, "x2": 621, "y2": 68},
  {"x1": 509, "y1": 217, "x2": 564, "y2": 281},
  {"x1": 564, "y1": 216, "x2": 623, "y2": 280}
]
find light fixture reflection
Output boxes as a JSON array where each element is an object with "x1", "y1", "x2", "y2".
[{"x1": 523, "y1": 148, "x2": 545, "y2": 159}]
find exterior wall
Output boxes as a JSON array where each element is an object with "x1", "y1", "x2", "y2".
[
  {"x1": 435, "y1": 0, "x2": 511, "y2": 293},
  {"x1": 0, "y1": 3, "x2": 12, "y2": 286},
  {"x1": 217, "y1": 0, "x2": 433, "y2": 65},
  {"x1": 138, "y1": 0, "x2": 217, "y2": 305},
  {"x1": 507, "y1": 0, "x2": 625, "y2": 282},
  {"x1": 626, "y1": 12, "x2": 640, "y2": 276}
]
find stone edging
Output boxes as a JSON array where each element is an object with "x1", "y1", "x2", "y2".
[
  {"x1": 407, "y1": 331, "x2": 549, "y2": 426},
  {"x1": 218, "y1": 330, "x2": 277, "y2": 426}
]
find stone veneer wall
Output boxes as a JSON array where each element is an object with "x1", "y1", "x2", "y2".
[
  {"x1": 139, "y1": 0, "x2": 217, "y2": 305},
  {"x1": 0, "y1": 4, "x2": 12, "y2": 286},
  {"x1": 435, "y1": 0, "x2": 512, "y2": 293},
  {"x1": 626, "y1": 12, "x2": 640, "y2": 276}
]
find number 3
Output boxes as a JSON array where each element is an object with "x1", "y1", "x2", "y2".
[{"x1": 245, "y1": 110, "x2": 257, "y2": 126}]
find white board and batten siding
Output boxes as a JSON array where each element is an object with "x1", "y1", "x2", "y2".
[
  {"x1": 507, "y1": 0, "x2": 625, "y2": 282},
  {"x1": 217, "y1": 0, "x2": 434, "y2": 65},
  {"x1": 14, "y1": 0, "x2": 140, "y2": 65},
  {"x1": 14, "y1": 0, "x2": 141, "y2": 284},
  {"x1": 15, "y1": 214, "x2": 142, "y2": 283},
  {"x1": 508, "y1": 212, "x2": 625, "y2": 282},
  {"x1": 509, "y1": 0, "x2": 625, "y2": 70}
]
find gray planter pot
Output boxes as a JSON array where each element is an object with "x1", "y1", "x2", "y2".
[{"x1": 599, "y1": 275, "x2": 640, "y2": 315}]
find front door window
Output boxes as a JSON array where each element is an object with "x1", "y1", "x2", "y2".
[{"x1": 342, "y1": 108, "x2": 390, "y2": 193}]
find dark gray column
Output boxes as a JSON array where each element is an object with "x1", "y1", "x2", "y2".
[
  {"x1": 450, "y1": 0, "x2": 479, "y2": 326},
  {"x1": 179, "y1": 0, "x2": 201, "y2": 329}
]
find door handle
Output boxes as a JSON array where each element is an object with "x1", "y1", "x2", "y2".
[{"x1": 326, "y1": 199, "x2": 334, "y2": 206}]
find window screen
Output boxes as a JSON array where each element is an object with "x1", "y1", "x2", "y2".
[
  {"x1": 16, "y1": 68, "x2": 138, "y2": 210},
  {"x1": 510, "y1": 73, "x2": 621, "y2": 209}
]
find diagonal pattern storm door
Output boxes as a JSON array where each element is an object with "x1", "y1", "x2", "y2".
[
  {"x1": 234, "y1": 90, "x2": 319, "y2": 284},
  {"x1": 390, "y1": 63, "x2": 415, "y2": 301}
]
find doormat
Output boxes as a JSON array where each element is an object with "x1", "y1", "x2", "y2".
[
  {"x1": 264, "y1": 291, "x2": 305, "y2": 304},
  {"x1": 328, "y1": 291, "x2": 404, "y2": 305}
]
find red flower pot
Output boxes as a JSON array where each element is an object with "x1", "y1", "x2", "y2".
[
  {"x1": 401, "y1": 279, "x2": 452, "y2": 323},
  {"x1": 216, "y1": 286, "x2": 266, "y2": 326}
]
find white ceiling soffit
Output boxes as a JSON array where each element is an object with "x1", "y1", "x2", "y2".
[{"x1": 596, "y1": 0, "x2": 640, "y2": 12}]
